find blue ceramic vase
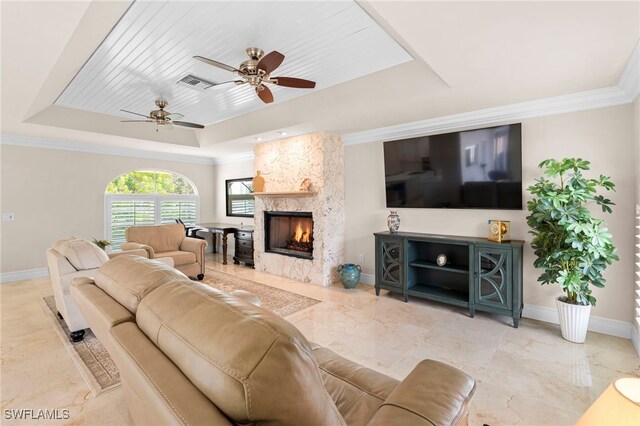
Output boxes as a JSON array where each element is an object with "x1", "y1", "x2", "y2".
[{"x1": 338, "y1": 264, "x2": 361, "y2": 289}]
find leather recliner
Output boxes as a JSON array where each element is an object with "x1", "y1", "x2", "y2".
[
  {"x1": 46, "y1": 237, "x2": 147, "y2": 342},
  {"x1": 121, "y1": 223, "x2": 207, "y2": 279},
  {"x1": 71, "y1": 255, "x2": 476, "y2": 425}
]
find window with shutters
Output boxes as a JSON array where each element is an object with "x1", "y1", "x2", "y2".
[
  {"x1": 105, "y1": 171, "x2": 199, "y2": 250},
  {"x1": 226, "y1": 178, "x2": 254, "y2": 217}
]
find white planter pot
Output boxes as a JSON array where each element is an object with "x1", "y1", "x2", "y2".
[{"x1": 556, "y1": 297, "x2": 591, "y2": 343}]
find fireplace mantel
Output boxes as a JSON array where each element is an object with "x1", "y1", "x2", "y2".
[{"x1": 253, "y1": 191, "x2": 317, "y2": 198}]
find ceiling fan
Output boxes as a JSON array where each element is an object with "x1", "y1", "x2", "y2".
[
  {"x1": 194, "y1": 47, "x2": 316, "y2": 104},
  {"x1": 120, "y1": 99, "x2": 204, "y2": 130}
]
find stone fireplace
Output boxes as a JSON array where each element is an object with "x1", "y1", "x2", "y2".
[
  {"x1": 264, "y1": 211, "x2": 314, "y2": 259},
  {"x1": 253, "y1": 132, "x2": 344, "y2": 286}
]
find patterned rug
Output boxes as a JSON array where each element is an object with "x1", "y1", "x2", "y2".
[
  {"x1": 41, "y1": 296, "x2": 120, "y2": 395},
  {"x1": 42, "y1": 270, "x2": 320, "y2": 395},
  {"x1": 202, "y1": 267, "x2": 321, "y2": 317}
]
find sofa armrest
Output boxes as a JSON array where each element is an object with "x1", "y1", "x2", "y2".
[
  {"x1": 108, "y1": 249, "x2": 148, "y2": 259},
  {"x1": 72, "y1": 276, "x2": 95, "y2": 286},
  {"x1": 180, "y1": 236, "x2": 207, "y2": 254},
  {"x1": 367, "y1": 360, "x2": 476, "y2": 426},
  {"x1": 121, "y1": 242, "x2": 154, "y2": 258},
  {"x1": 180, "y1": 237, "x2": 207, "y2": 275}
]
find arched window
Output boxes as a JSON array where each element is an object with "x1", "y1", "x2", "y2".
[{"x1": 104, "y1": 170, "x2": 199, "y2": 250}]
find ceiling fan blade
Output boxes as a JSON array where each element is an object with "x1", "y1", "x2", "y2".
[
  {"x1": 272, "y1": 77, "x2": 316, "y2": 89},
  {"x1": 166, "y1": 113, "x2": 184, "y2": 120},
  {"x1": 121, "y1": 109, "x2": 151, "y2": 118},
  {"x1": 256, "y1": 85, "x2": 274, "y2": 104},
  {"x1": 257, "y1": 51, "x2": 284, "y2": 74},
  {"x1": 173, "y1": 121, "x2": 205, "y2": 129},
  {"x1": 121, "y1": 120, "x2": 155, "y2": 123},
  {"x1": 193, "y1": 55, "x2": 241, "y2": 74}
]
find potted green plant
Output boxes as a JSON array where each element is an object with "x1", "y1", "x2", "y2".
[
  {"x1": 92, "y1": 238, "x2": 112, "y2": 251},
  {"x1": 526, "y1": 158, "x2": 618, "y2": 343}
]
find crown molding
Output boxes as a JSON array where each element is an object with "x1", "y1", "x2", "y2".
[
  {"x1": 212, "y1": 152, "x2": 254, "y2": 165},
  {"x1": 342, "y1": 85, "x2": 633, "y2": 145},
  {"x1": 343, "y1": 42, "x2": 639, "y2": 146},
  {"x1": 618, "y1": 40, "x2": 639, "y2": 101},
  {"x1": 0, "y1": 133, "x2": 216, "y2": 165}
]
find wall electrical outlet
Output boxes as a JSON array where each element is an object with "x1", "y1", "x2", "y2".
[
  {"x1": 358, "y1": 253, "x2": 365, "y2": 262},
  {"x1": 2, "y1": 213, "x2": 15, "y2": 222}
]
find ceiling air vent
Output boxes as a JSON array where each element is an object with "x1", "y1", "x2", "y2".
[{"x1": 176, "y1": 74, "x2": 216, "y2": 91}]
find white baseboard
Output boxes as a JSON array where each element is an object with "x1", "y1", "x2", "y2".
[
  {"x1": 361, "y1": 277, "x2": 633, "y2": 340},
  {"x1": 631, "y1": 325, "x2": 640, "y2": 356},
  {"x1": 359, "y1": 273, "x2": 375, "y2": 285},
  {"x1": 0, "y1": 268, "x2": 49, "y2": 284},
  {"x1": 523, "y1": 304, "x2": 633, "y2": 339}
]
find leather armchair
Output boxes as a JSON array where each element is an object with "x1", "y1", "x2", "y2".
[
  {"x1": 122, "y1": 223, "x2": 207, "y2": 280},
  {"x1": 46, "y1": 237, "x2": 147, "y2": 342}
]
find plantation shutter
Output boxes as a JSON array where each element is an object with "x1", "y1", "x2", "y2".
[
  {"x1": 229, "y1": 195, "x2": 255, "y2": 216},
  {"x1": 109, "y1": 198, "x2": 155, "y2": 250},
  {"x1": 160, "y1": 199, "x2": 197, "y2": 225}
]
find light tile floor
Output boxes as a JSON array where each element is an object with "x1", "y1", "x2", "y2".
[{"x1": 1, "y1": 253, "x2": 638, "y2": 425}]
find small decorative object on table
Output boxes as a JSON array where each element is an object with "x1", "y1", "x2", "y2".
[
  {"x1": 436, "y1": 253, "x2": 447, "y2": 266},
  {"x1": 337, "y1": 264, "x2": 361, "y2": 289},
  {"x1": 387, "y1": 210, "x2": 400, "y2": 233},
  {"x1": 488, "y1": 220, "x2": 510, "y2": 242},
  {"x1": 252, "y1": 170, "x2": 265, "y2": 192},
  {"x1": 299, "y1": 178, "x2": 312, "y2": 192},
  {"x1": 92, "y1": 238, "x2": 111, "y2": 251}
]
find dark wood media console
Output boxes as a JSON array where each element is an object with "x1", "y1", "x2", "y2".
[{"x1": 374, "y1": 231, "x2": 524, "y2": 327}]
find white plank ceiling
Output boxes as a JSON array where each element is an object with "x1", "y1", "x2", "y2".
[{"x1": 55, "y1": 0, "x2": 412, "y2": 127}]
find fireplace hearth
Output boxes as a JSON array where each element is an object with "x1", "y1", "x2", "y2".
[{"x1": 264, "y1": 211, "x2": 313, "y2": 259}]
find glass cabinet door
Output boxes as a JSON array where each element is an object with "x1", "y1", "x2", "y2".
[
  {"x1": 474, "y1": 245, "x2": 512, "y2": 311},
  {"x1": 377, "y1": 237, "x2": 403, "y2": 288}
]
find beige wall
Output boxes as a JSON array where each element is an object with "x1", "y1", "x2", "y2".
[
  {"x1": 211, "y1": 159, "x2": 255, "y2": 254},
  {"x1": 0, "y1": 145, "x2": 215, "y2": 273},
  {"x1": 212, "y1": 159, "x2": 255, "y2": 226},
  {"x1": 344, "y1": 104, "x2": 636, "y2": 323}
]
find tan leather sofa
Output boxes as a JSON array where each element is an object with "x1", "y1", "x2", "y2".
[
  {"x1": 122, "y1": 223, "x2": 207, "y2": 279},
  {"x1": 46, "y1": 237, "x2": 148, "y2": 342},
  {"x1": 71, "y1": 255, "x2": 476, "y2": 426}
]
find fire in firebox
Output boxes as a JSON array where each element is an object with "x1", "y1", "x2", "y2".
[{"x1": 286, "y1": 221, "x2": 313, "y2": 252}]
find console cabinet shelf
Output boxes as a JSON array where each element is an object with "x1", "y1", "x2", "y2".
[{"x1": 374, "y1": 231, "x2": 523, "y2": 327}]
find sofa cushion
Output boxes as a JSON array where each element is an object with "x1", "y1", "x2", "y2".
[
  {"x1": 54, "y1": 237, "x2": 109, "y2": 271},
  {"x1": 94, "y1": 255, "x2": 187, "y2": 314},
  {"x1": 155, "y1": 250, "x2": 196, "y2": 266},
  {"x1": 125, "y1": 224, "x2": 185, "y2": 253},
  {"x1": 136, "y1": 280, "x2": 344, "y2": 426}
]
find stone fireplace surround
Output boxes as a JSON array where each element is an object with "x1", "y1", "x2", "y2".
[{"x1": 253, "y1": 132, "x2": 345, "y2": 286}]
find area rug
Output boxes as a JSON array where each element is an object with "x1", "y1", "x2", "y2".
[
  {"x1": 202, "y1": 267, "x2": 321, "y2": 317},
  {"x1": 41, "y1": 271, "x2": 320, "y2": 395},
  {"x1": 41, "y1": 296, "x2": 120, "y2": 396}
]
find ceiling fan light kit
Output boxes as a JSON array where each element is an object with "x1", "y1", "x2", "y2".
[
  {"x1": 194, "y1": 47, "x2": 316, "y2": 104},
  {"x1": 120, "y1": 99, "x2": 204, "y2": 131}
]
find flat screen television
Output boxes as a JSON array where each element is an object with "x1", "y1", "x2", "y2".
[{"x1": 384, "y1": 123, "x2": 522, "y2": 209}]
